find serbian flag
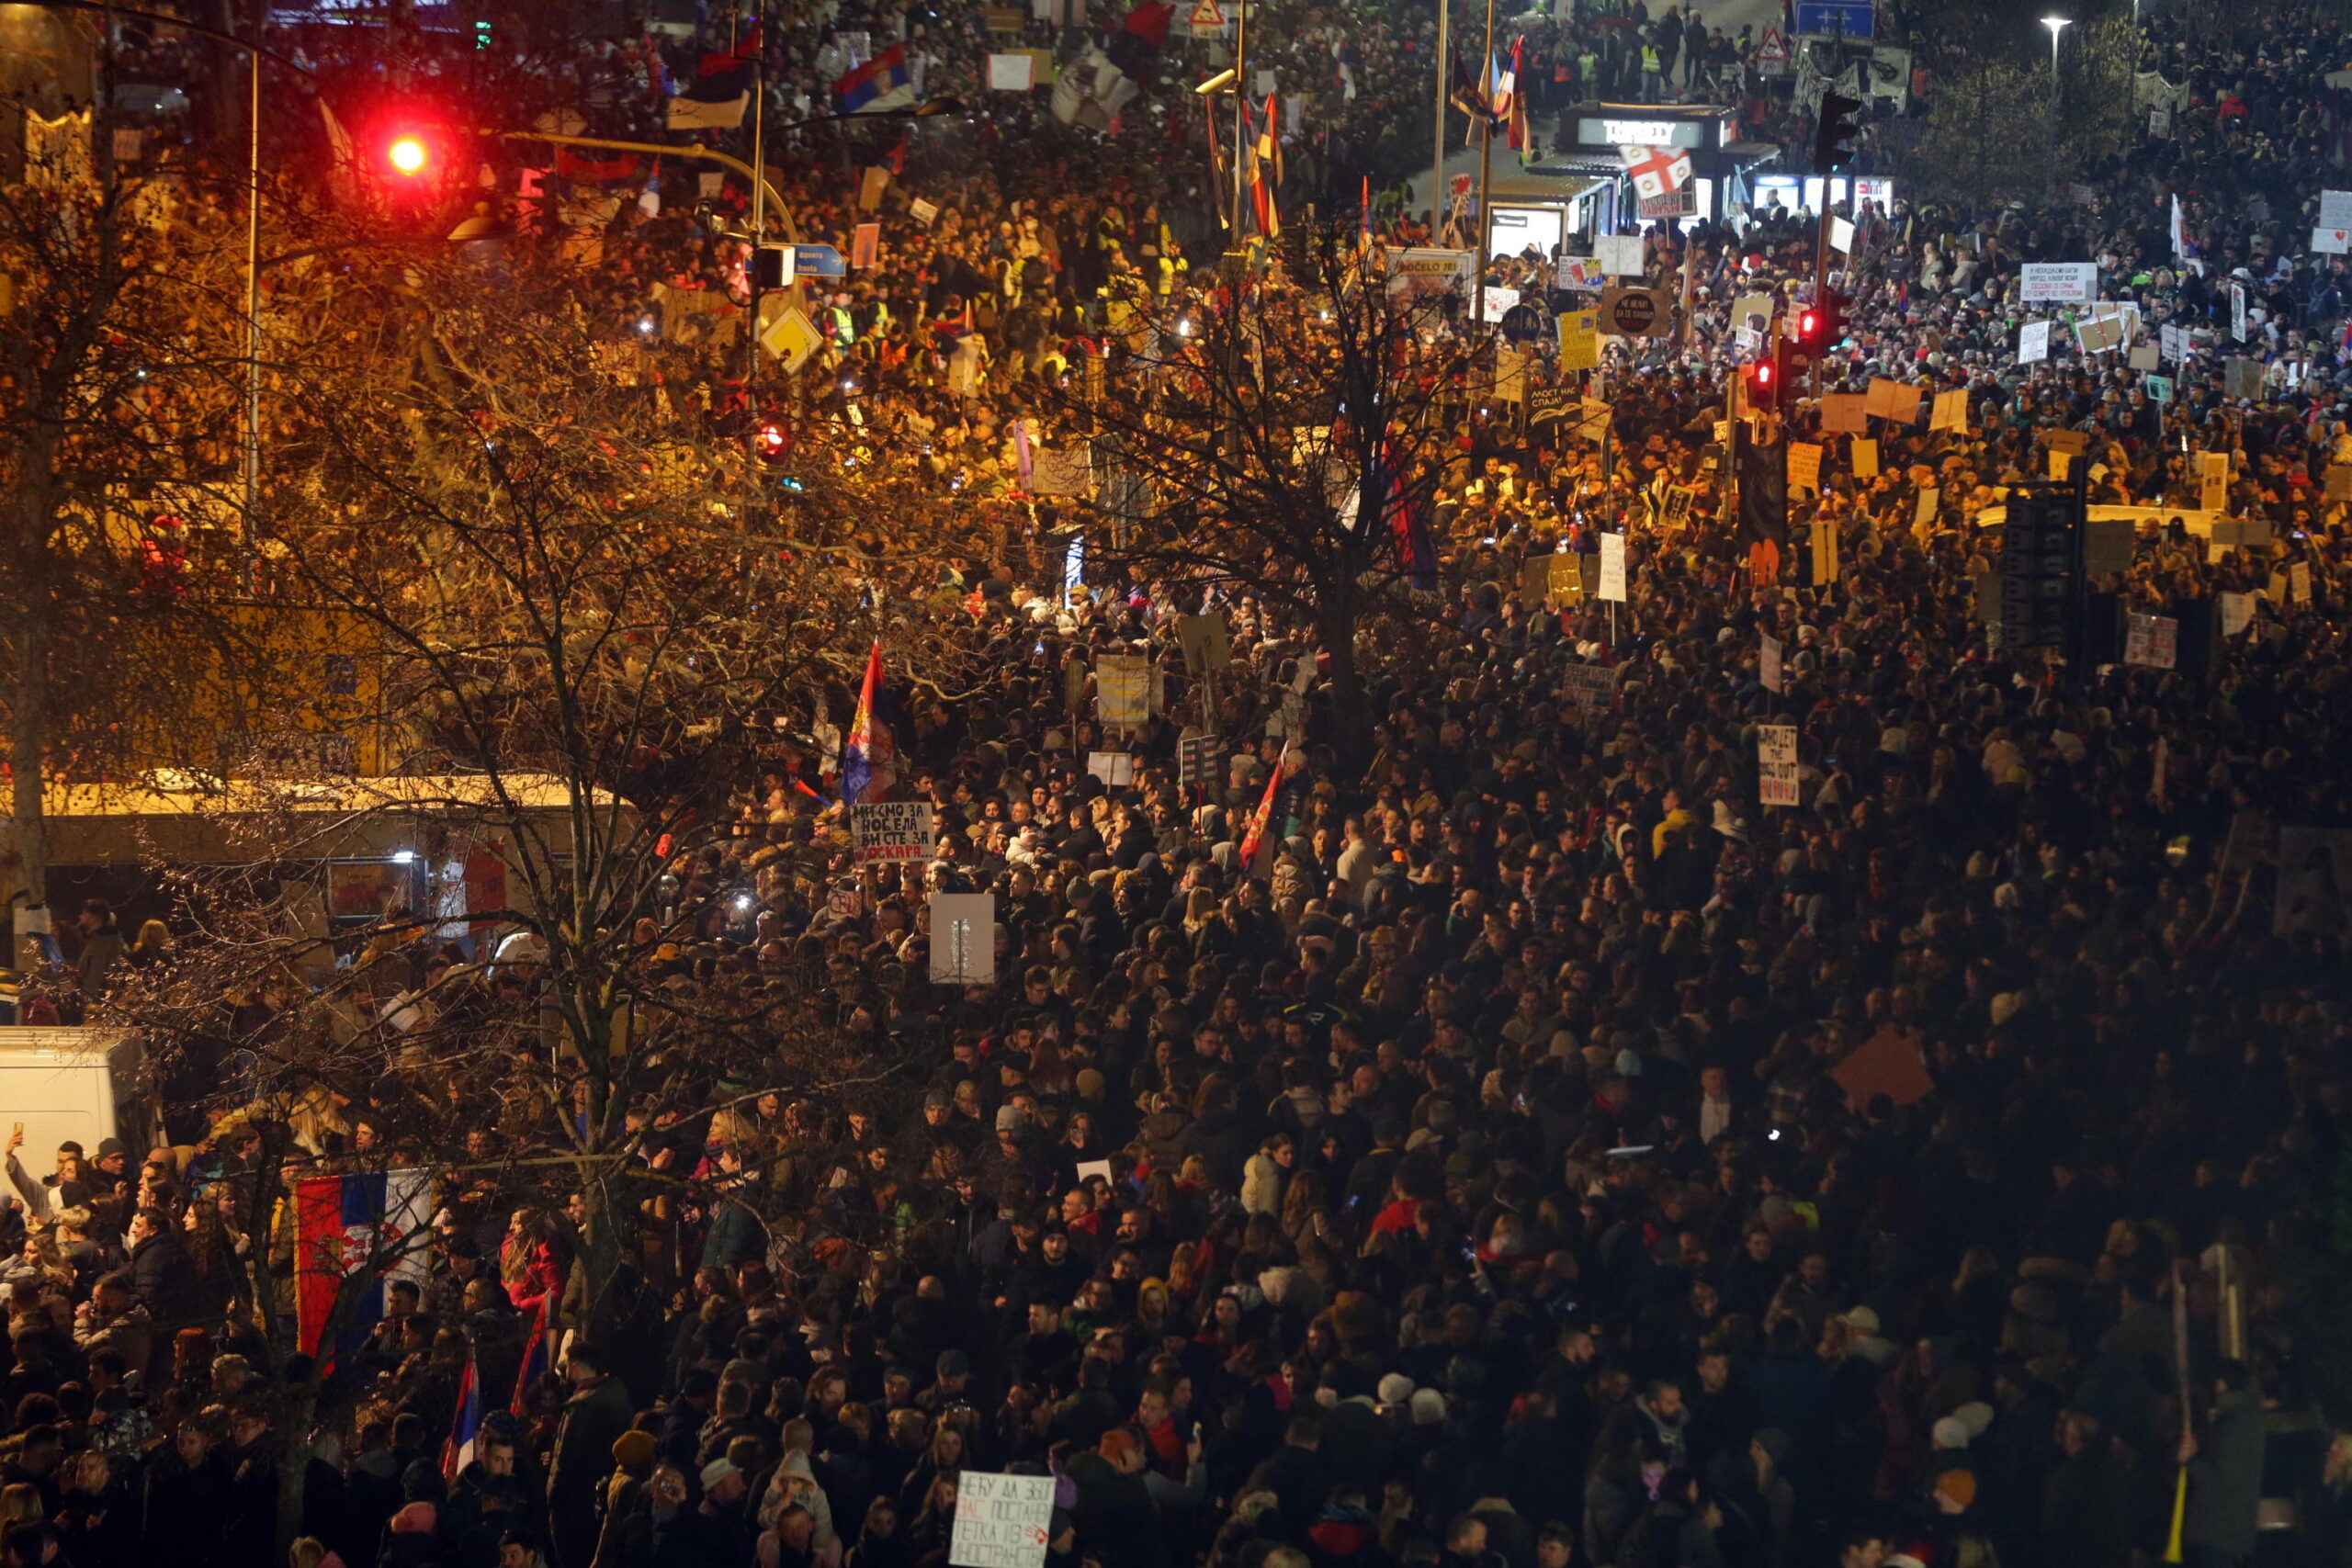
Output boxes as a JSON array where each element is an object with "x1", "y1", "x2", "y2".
[
  {"x1": 294, "y1": 1169, "x2": 431, "y2": 1359},
  {"x1": 671, "y1": 24, "x2": 759, "y2": 129},
  {"x1": 842, "y1": 641, "x2": 882, "y2": 807},
  {"x1": 1505, "y1": 38, "x2": 1530, "y2": 152},
  {"x1": 1248, "y1": 96, "x2": 1280, "y2": 240},
  {"x1": 510, "y1": 1299, "x2": 550, "y2": 1415},
  {"x1": 835, "y1": 44, "x2": 913, "y2": 114},
  {"x1": 442, "y1": 1350, "x2": 482, "y2": 1482},
  {"x1": 1238, "y1": 755, "x2": 1284, "y2": 876}
]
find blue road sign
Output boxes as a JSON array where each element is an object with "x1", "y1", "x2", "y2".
[
  {"x1": 794, "y1": 243, "x2": 848, "y2": 277},
  {"x1": 1792, "y1": 0, "x2": 1873, "y2": 38}
]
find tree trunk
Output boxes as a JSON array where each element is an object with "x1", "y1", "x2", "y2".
[
  {"x1": 272, "y1": 1376, "x2": 318, "y2": 1567},
  {"x1": 6, "y1": 479, "x2": 54, "y2": 973},
  {"x1": 1316, "y1": 586, "x2": 1374, "y2": 783}
]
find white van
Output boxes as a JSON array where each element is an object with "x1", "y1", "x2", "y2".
[{"x1": 0, "y1": 1030, "x2": 155, "y2": 1195}]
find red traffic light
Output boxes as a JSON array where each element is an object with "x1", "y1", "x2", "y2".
[
  {"x1": 1798, "y1": 309, "x2": 1821, "y2": 340},
  {"x1": 387, "y1": 135, "x2": 429, "y2": 175},
  {"x1": 755, "y1": 422, "x2": 790, "y2": 460},
  {"x1": 1752, "y1": 361, "x2": 1774, "y2": 390}
]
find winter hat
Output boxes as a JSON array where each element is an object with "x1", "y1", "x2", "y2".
[
  {"x1": 1409, "y1": 1388, "x2": 1447, "y2": 1426},
  {"x1": 1377, "y1": 1373, "x2": 1414, "y2": 1406},
  {"x1": 611, "y1": 1430, "x2": 658, "y2": 1471},
  {"x1": 701, "y1": 1458, "x2": 741, "y2": 1491},
  {"x1": 1955, "y1": 1401, "x2": 1996, "y2": 1438},
  {"x1": 1931, "y1": 1416, "x2": 1973, "y2": 1450},
  {"x1": 1934, "y1": 1469, "x2": 1979, "y2": 1511}
]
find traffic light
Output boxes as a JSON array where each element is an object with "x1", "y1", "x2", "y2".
[
  {"x1": 755, "y1": 422, "x2": 792, "y2": 462},
  {"x1": 1813, "y1": 93, "x2": 1862, "y2": 176},
  {"x1": 387, "y1": 134, "x2": 430, "y2": 176},
  {"x1": 1745, "y1": 356, "x2": 1777, "y2": 412}
]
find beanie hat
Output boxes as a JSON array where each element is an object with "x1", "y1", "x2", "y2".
[
  {"x1": 1409, "y1": 1389, "x2": 1447, "y2": 1426},
  {"x1": 611, "y1": 1430, "x2": 657, "y2": 1471},
  {"x1": 1931, "y1": 1416, "x2": 1972, "y2": 1450},
  {"x1": 1377, "y1": 1373, "x2": 1414, "y2": 1406}
]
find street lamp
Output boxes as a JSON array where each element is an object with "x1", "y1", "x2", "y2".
[{"x1": 2041, "y1": 16, "x2": 2070, "y2": 75}]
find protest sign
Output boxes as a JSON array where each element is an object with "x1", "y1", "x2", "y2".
[
  {"x1": 1758, "y1": 724, "x2": 1799, "y2": 807},
  {"x1": 2019, "y1": 262, "x2": 2098, "y2": 303},
  {"x1": 852, "y1": 801, "x2": 934, "y2": 864},
  {"x1": 951, "y1": 1472, "x2": 1056, "y2": 1568},
  {"x1": 1760, "y1": 634, "x2": 1783, "y2": 694},
  {"x1": 928, "y1": 895, "x2": 997, "y2": 986},
  {"x1": 1558, "y1": 662, "x2": 1616, "y2": 715},
  {"x1": 1095, "y1": 654, "x2": 1150, "y2": 726},
  {"x1": 1598, "y1": 532, "x2": 1627, "y2": 601}
]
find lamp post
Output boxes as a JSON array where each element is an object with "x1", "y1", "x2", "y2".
[{"x1": 2041, "y1": 16, "x2": 2070, "y2": 75}]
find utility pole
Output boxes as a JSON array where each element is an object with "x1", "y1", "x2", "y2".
[
  {"x1": 1430, "y1": 0, "x2": 1448, "y2": 240},
  {"x1": 1472, "y1": 0, "x2": 1495, "y2": 324}
]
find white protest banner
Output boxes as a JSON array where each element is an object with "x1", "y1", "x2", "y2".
[
  {"x1": 1085, "y1": 751, "x2": 1135, "y2": 786},
  {"x1": 2232, "y1": 282, "x2": 2248, "y2": 342},
  {"x1": 1760, "y1": 634, "x2": 1784, "y2": 694},
  {"x1": 950, "y1": 1472, "x2": 1056, "y2": 1568},
  {"x1": 2290, "y1": 561, "x2": 2312, "y2": 603},
  {"x1": 2220, "y1": 592, "x2": 2254, "y2": 637},
  {"x1": 2017, "y1": 321, "x2": 2052, "y2": 365},
  {"x1": 2160, "y1": 322, "x2": 2188, "y2": 363},
  {"x1": 2019, "y1": 263, "x2": 2098, "y2": 303},
  {"x1": 1558, "y1": 662, "x2": 1616, "y2": 715},
  {"x1": 928, "y1": 894, "x2": 997, "y2": 986},
  {"x1": 1596, "y1": 232, "x2": 1645, "y2": 277},
  {"x1": 1930, "y1": 389, "x2": 1969, "y2": 432},
  {"x1": 988, "y1": 51, "x2": 1036, "y2": 89},
  {"x1": 2316, "y1": 227, "x2": 2351, "y2": 255},
  {"x1": 1480, "y1": 286, "x2": 1521, "y2": 324},
  {"x1": 1830, "y1": 217, "x2": 1855, "y2": 254},
  {"x1": 2123, "y1": 613, "x2": 2178, "y2": 670},
  {"x1": 1758, "y1": 724, "x2": 1800, "y2": 807},
  {"x1": 1555, "y1": 254, "x2": 1608, "y2": 290},
  {"x1": 910, "y1": 197, "x2": 940, "y2": 226},
  {"x1": 1095, "y1": 654, "x2": 1150, "y2": 727},
  {"x1": 1598, "y1": 532, "x2": 1627, "y2": 602},
  {"x1": 852, "y1": 801, "x2": 935, "y2": 864},
  {"x1": 2323, "y1": 190, "x2": 2352, "y2": 229},
  {"x1": 1787, "y1": 443, "x2": 1823, "y2": 492}
]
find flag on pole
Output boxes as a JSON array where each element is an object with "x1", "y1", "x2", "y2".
[
  {"x1": 442, "y1": 1350, "x2": 483, "y2": 1482},
  {"x1": 1238, "y1": 755, "x2": 1284, "y2": 875},
  {"x1": 842, "y1": 642, "x2": 883, "y2": 807},
  {"x1": 1205, "y1": 91, "x2": 1231, "y2": 231},
  {"x1": 1360, "y1": 174, "x2": 1373, "y2": 249},
  {"x1": 1618, "y1": 144, "x2": 1692, "y2": 199},
  {"x1": 1248, "y1": 95, "x2": 1281, "y2": 239},
  {"x1": 834, "y1": 43, "x2": 914, "y2": 113},
  {"x1": 2170, "y1": 193, "x2": 2187, "y2": 258},
  {"x1": 1490, "y1": 43, "x2": 1516, "y2": 126},
  {"x1": 510, "y1": 1299, "x2": 550, "y2": 1416},
  {"x1": 1505, "y1": 37, "x2": 1530, "y2": 152},
  {"x1": 670, "y1": 23, "x2": 759, "y2": 129},
  {"x1": 882, "y1": 128, "x2": 910, "y2": 176},
  {"x1": 293, "y1": 1169, "x2": 431, "y2": 1359}
]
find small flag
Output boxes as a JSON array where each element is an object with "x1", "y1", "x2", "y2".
[
  {"x1": 442, "y1": 1350, "x2": 482, "y2": 1482},
  {"x1": 1238, "y1": 756, "x2": 1284, "y2": 875},
  {"x1": 842, "y1": 641, "x2": 883, "y2": 807},
  {"x1": 1248, "y1": 95, "x2": 1281, "y2": 239},
  {"x1": 883, "y1": 129, "x2": 910, "y2": 175},
  {"x1": 510, "y1": 1299, "x2": 549, "y2": 1416}
]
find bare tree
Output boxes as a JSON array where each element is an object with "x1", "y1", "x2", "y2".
[{"x1": 1046, "y1": 227, "x2": 1505, "y2": 770}]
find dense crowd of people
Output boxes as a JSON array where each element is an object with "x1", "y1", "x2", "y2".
[{"x1": 14, "y1": 1, "x2": 2352, "y2": 1567}]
